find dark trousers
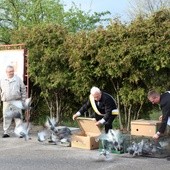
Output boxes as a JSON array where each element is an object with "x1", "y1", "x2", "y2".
[{"x1": 93, "y1": 113, "x2": 116, "y2": 133}]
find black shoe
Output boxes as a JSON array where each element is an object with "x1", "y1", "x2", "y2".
[
  {"x1": 48, "y1": 140, "x2": 55, "y2": 143},
  {"x1": 2, "y1": 134, "x2": 10, "y2": 138},
  {"x1": 167, "y1": 157, "x2": 170, "y2": 161}
]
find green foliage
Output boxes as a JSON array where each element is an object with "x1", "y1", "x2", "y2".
[
  {"x1": 65, "y1": 9, "x2": 170, "y2": 129},
  {"x1": 112, "y1": 117, "x2": 120, "y2": 129},
  {"x1": 63, "y1": 4, "x2": 111, "y2": 32},
  {"x1": 28, "y1": 85, "x2": 49, "y2": 125},
  {"x1": 149, "y1": 109, "x2": 162, "y2": 120},
  {"x1": 61, "y1": 119, "x2": 79, "y2": 128},
  {"x1": 7, "y1": 8, "x2": 170, "y2": 131},
  {"x1": 0, "y1": 0, "x2": 110, "y2": 44}
]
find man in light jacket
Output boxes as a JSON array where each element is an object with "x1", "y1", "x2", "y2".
[{"x1": 0, "y1": 65, "x2": 26, "y2": 138}]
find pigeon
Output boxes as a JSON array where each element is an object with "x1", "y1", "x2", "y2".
[
  {"x1": 56, "y1": 127, "x2": 72, "y2": 141},
  {"x1": 108, "y1": 129, "x2": 124, "y2": 151},
  {"x1": 37, "y1": 130, "x2": 49, "y2": 142},
  {"x1": 55, "y1": 127, "x2": 72, "y2": 146},
  {"x1": 37, "y1": 117, "x2": 58, "y2": 144},
  {"x1": 48, "y1": 132, "x2": 61, "y2": 144},
  {"x1": 127, "y1": 140, "x2": 144, "y2": 156},
  {"x1": 96, "y1": 129, "x2": 124, "y2": 152},
  {"x1": 48, "y1": 127, "x2": 72, "y2": 145},
  {"x1": 127, "y1": 139, "x2": 164, "y2": 157},
  {"x1": 14, "y1": 122, "x2": 31, "y2": 141},
  {"x1": 45, "y1": 117, "x2": 58, "y2": 132},
  {"x1": 96, "y1": 129, "x2": 124, "y2": 158},
  {"x1": 5, "y1": 104, "x2": 22, "y2": 119},
  {"x1": 37, "y1": 116, "x2": 72, "y2": 146},
  {"x1": 10, "y1": 97, "x2": 32, "y2": 110}
]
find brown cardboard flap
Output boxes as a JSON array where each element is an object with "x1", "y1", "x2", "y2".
[
  {"x1": 71, "y1": 134, "x2": 99, "y2": 150},
  {"x1": 131, "y1": 119, "x2": 161, "y2": 125},
  {"x1": 76, "y1": 117, "x2": 102, "y2": 136}
]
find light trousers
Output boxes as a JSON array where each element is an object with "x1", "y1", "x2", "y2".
[{"x1": 3, "y1": 101, "x2": 23, "y2": 133}]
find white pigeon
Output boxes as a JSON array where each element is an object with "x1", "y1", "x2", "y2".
[
  {"x1": 37, "y1": 130, "x2": 49, "y2": 142},
  {"x1": 14, "y1": 122, "x2": 31, "y2": 141}
]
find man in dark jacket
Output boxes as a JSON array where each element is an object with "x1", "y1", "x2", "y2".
[
  {"x1": 72, "y1": 86, "x2": 118, "y2": 133},
  {"x1": 148, "y1": 90, "x2": 170, "y2": 139}
]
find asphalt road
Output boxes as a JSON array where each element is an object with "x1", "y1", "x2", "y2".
[{"x1": 0, "y1": 124, "x2": 169, "y2": 170}]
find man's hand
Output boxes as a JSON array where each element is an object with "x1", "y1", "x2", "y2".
[
  {"x1": 72, "y1": 114, "x2": 78, "y2": 120},
  {"x1": 159, "y1": 115, "x2": 163, "y2": 121},
  {"x1": 95, "y1": 121, "x2": 102, "y2": 126},
  {"x1": 153, "y1": 133, "x2": 160, "y2": 139}
]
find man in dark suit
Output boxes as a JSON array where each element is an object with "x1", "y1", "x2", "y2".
[
  {"x1": 73, "y1": 86, "x2": 118, "y2": 133},
  {"x1": 148, "y1": 90, "x2": 170, "y2": 139},
  {"x1": 148, "y1": 90, "x2": 170, "y2": 161}
]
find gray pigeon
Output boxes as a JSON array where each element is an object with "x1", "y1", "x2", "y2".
[
  {"x1": 55, "y1": 127, "x2": 72, "y2": 146},
  {"x1": 10, "y1": 97, "x2": 32, "y2": 110},
  {"x1": 48, "y1": 127, "x2": 72, "y2": 145},
  {"x1": 96, "y1": 129, "x2": 124, "y2": 154},
  {"x1": 56, "y1": 127, "x2": 72, "y2": 141},
  {"x1": 14, "y1": 122, "x2": 31, "y2": 141},
  {"x1": 45, "y1": 117, "x2": 58, "y2": 132},
  {"x1": 37, "y1": 117, "x2": 58, "y2": 144},
  {"x1": 127, "y1": 140, "x2": 144, "y2": 156},
  {"x1": 127, "y1": 139, "x2": 164, "y2": 157},
  {"x1": 5, "y1": 104, "x2": 22, "y2": 119},
  {"x1": 49, "y1": 132, "x2": 60, "y2": 144},
  {"x1": 37, "y1": 116, "x2": 72, "y2": 146}
]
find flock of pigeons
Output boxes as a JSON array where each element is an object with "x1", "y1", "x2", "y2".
[
  {"x1": 127, "y1": 138, "x2": 170, "y2": 157},
  {"x1": 37, "y1": 117, "x2": 72, "y2": 146},
  {"x1": 9, "y1": 98, "x2": 32, "y2": 140},
  {"x1": 10, "y1": 99, "x2": 170, "y2": 159},
  {"x1": 12, "y1": 99, "x2": 125, "y2": 154},
  {"x1": 11, "y1": 98, "x2": 72, "y2": 146}
]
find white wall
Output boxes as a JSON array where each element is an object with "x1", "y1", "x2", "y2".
[{"x1": 0, "y1": 49, "x2": 24, "y2": 80}]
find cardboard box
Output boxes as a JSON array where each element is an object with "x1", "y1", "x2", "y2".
[
  {"x1": 71, "y1": 117, "x2": 102, "y2": 150},
  {"x1": 131, "y1": 119, "x2": 162, "y2": 137}
]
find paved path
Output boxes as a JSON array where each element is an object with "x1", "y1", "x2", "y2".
[{"x1": 0, "y1": 124, "x2": 169, "y2": 170}]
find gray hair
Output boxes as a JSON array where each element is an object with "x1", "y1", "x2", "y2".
[
  {"x1": 90, "y1": 86, "x2": 101, "y2": 95},
  {"x1": 147, "y1": 90, "x2": 160, "y2": 98},
  {"x1": 6, "y1": 65, "x2": 14, "y2": 70}
]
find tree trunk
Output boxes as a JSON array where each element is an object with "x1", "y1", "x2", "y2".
[{"x1": 127, "y1": 104, "x2": 132, "y2": 131}]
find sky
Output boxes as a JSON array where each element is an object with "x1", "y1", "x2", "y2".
[{"x1": 61, "y1": 0, "x2": 130, "y2": 22}]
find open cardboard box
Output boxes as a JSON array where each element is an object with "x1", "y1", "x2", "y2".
[
  {"x1": 71, "y1": 117, "x2": 102, "y2": 150},
  {"x1": 131, "y1": 119, "x2": 162, "y2": 137}
]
